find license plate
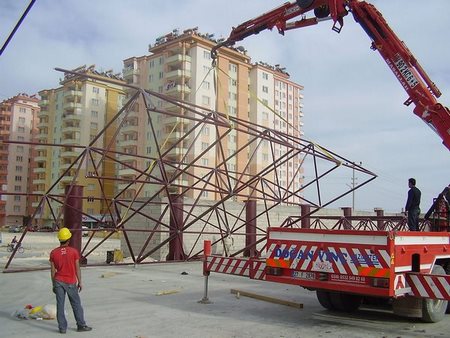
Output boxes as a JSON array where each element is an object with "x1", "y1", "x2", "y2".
[{"x1": 292, "y1": 271, "x2": 315, "y2": 280}]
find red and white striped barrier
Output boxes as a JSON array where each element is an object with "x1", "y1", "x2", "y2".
[
  {"x1": 406, "y1": 272, "x2": 450, "y2": 301},
  {"x1": 205, "y1": 256, "x2": 266, "y2": 280}
]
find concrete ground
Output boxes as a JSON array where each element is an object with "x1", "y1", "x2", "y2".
[{"x1": 1, "y1": 232, "x2": 449, "y2": 338}]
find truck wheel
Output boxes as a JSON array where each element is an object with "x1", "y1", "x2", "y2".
[
  {"x1": 329, "y1": 292, "x2": 362, "y2": 312},
  {"x1": 422, "y1": 264, "x2": 448, "y2": 323},
  {"x1": 316, "y1": 290, "x2": 334, "y2": 310}
]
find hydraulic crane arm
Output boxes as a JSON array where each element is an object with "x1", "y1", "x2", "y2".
[{"x1": 212, "y1": 0, "x2": 450, "y2": 150}]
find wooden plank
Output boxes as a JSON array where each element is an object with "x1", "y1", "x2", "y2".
[{"x1": 230, "y1": 289, "x2": 303, "y2": 309}]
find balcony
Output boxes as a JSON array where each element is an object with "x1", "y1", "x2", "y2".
[
  {"x1": 63, "y1": 102, "x2": 82, "y2": 111},
  {"x1": 120, "y1": 138, "x2": 138, "y2": 147},
  {"x1": 164, "y1": 146, "x2": 187, "y2": 160},
  {"x1": 33, "y1": 186, "x2": 45, "y2": 194},
  {"x1": 123, "y1": 67, "x2": 140, "y2": 78},
  {"x1": 63, "y1": 112, "x2": 82, "y2": 121},
  {"x1": 61, "y1": 138, "x2": 80, "y2": 145},
  {"x1": 63, "y1": 90, "x2": 82, "y2": 100},
  {"x1": 61, "y1": 150, "x2": 79, "y2": 158},
  {"x1": 33, "y1": 167, "x2": 46, "y2": 174},
  {"x1": 118, "y1": 168, "x2": 138, "y2": 176},
  {"x1": 37, "y1": 133, "x2": 48, "y2": 141},
  {"x1": 60, "y1": 162, "x2": 73, "y2": 170},
  {"x1": 166, "y1": 84, "x2": 191, "y2": 96},
  {"x1": 39, "y1": 100, "x2": 49, "y2": 107},
  {"x1": 163, "y1": 131, "x2": 187, "y2": 144},
  {"x1": 162, "y1": 116, "x2": 190, "y2": 127},
  {"x1": 37, "y1": 120, "x2": 49, "y2": 128},
  {"x1": 165, "y1": 54, "x2": 191, "y2": 66},
  {"x1": 33, "y1": 178, "x2": 46, "y2": 185},
  {"x1": 62, "y1": 124, "x2": 81, "y2": 133},
  {"x1": 60, "y1": 175, "x2": 76, "y2": 183},
  {"x1": 166, "y1": 69, "x2": 191, "y2": 80},
  {"x1": 38, "y1": 109, "x2": 49, "y2": 117},
  {"x1": 35, "y1": 154, "x2": 47, "y2": 161},
  {"x1": 121, "y1": 123, "x2": 138, "y2": 134}
]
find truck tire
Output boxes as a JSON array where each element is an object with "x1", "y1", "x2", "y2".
[
  {"x1": 422, "y1": 264, "x2": 448, "y2": 323},
  {"x1": 329, "y1": 292, "x2": 362, "y2": 312},
  {"x1": 316, "y1": 290, "x2": 334, "y2": 310}
]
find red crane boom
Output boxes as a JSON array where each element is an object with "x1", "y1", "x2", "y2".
[{"x1": 212, "y1": 0, "x2": 450, "y2": 150}]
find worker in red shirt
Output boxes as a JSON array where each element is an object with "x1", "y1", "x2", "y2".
[{"x1": 50, "y1": 227, "x2": 92, "y2": 334}]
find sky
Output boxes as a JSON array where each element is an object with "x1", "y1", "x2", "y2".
[{"x1": 0, "y1": 0, "x2": 449, "y2": 213}]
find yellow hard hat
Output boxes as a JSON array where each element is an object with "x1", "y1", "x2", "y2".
[{"x1": 57, "y1": 227, "x2": 72, "y2": 241}]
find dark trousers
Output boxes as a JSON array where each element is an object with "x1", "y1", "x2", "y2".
[
  {"x1": 53, "y1": 280, "x2": 86, "y2": 331},
  {"x1": 407, "y1": 208, "x2": 420, "y2": 231}
]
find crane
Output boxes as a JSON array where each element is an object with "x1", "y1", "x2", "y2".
[{"x1": 211, "y1": 0, "x2": 450, "y2": 151}]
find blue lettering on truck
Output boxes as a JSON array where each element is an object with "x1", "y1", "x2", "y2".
[{"x1": 273, "y1": 247, "x2": 379, "y2": 265}]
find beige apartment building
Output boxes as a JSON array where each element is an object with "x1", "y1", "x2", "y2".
[
  {"x1": 121, "y1": 28, "x2": 305, "y2": 203},
  {"x1": 0, "y1": 94, "x2": 39, "y2": 227},
  {"x1": 34, "y1": 66, "x2": 125, "y2": 227}
]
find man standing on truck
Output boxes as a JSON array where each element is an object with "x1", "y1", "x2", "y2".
[{"x1": 405, "y1": 178, "x2": 421, "y2": 231}]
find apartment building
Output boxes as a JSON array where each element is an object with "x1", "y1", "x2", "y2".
[
  {"x1": 35, "y1": 66, "x2": 125, "y2": 226},
  {"x1": 121, "y1": 28, "x2": 305, "y2": 204},
  {"x1": 0, "y1": 94, "x2": 39, "y2": 227}
]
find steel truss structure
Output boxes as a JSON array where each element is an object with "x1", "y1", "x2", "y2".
[{"x1": 4, "y1": 68, "x2": 378, "y2": 270}]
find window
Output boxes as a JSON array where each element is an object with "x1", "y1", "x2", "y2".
[
  {"x1": 202, "y1": 191, "x2": 208, "y2": 197},
  {"x1": 90, "y1": 122, "x2": 98, "y2": 129},
  {"x1": 14, "y1": 195, "x2": 21, "y2": 201},
  {"x1": 202, "y1": 81, "x2": 210, "y2": 90},
  {"x1": 91, "y1": 110, "x2": 98, "y2": 118},
  {"x1": 17, "y1": 136, "x2": 24, "y2": 141},
  {"x1": 159, "y1": 72, "x2": 164, "y2": 79},
  {"x1": 149, "y1": 74, "x2": 154, "y2": 81},
  {"x1": 19, "y1": 107, "x2": 26, "y2": 113},
  {"x1": 202, "y1": 126, "x2": 209, "y2": 136},
  {"x1": 88, "y1": 184, "x2": 95, "y2": 191},
  {"x1": 15, "y1": 176, "x2": 22, "y2": 181},
  {"x1": 18, "y1": 126, "x2": 25, "y2": 133},
  {"x1": 201, "y1": 142, "x2": 209, "y2": 151},
  {"x1": 202, "y1": 95, "x2": 210, "y2": 106},
  {"x1": 16, "y1": 166, "x2": 22, "y2": 172},
  {"x1": 92, "y1": 87, "x2": 100, "y2": 94},
  {"x1": 203, "y1": 65, "x2": 210, "y2": 73},
  {"x1": 14, "y1": 205, "x2": 21, "y2": 212},
  {"x1": 14, "y1": 185, "x2": 21, "y2": 192},
  {"x1": 203, "y1": 50, "x2": 211, "y2": 59},
  {"x1": 18, "y1": 117, "x2": 26, "y2": 124},
  {"x1": 17, "y1": 146, "x2": 24, "y2": 153},
  {"x1": 262, "y1": 72, "x2": 269, "y2": 80},
  {"x1": 91, "y1": 98, "x2": 99, "y2": 106},
  {"x1": 159, "y1": 57, "x2": 164, "y2": 65},
  {"x1": 201, "y1": 158, "x2": 209, "y2": 166},
  {"x1": 229, "y1": 63, "x2": 237, "y2": 73},
  {"x1": 262, "y1": 153, "x2": 269, "y2": 161},
  {"x1": 262, "y1": 86, "x2": 268, "y2": 93},
  {"x1": 149, "y1": 60, "x2": 155, "y2": 68}
]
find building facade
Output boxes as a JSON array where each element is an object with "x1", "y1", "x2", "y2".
[
  {"x1": 121, "y1": 28, "x2": 305, "y2": 203},
  {"x1": 34, "y1": 66, "x2": 125, "y2": 227},
  {"x1": 0, "y1": 94, "x2": 39, "y2": 227}
]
